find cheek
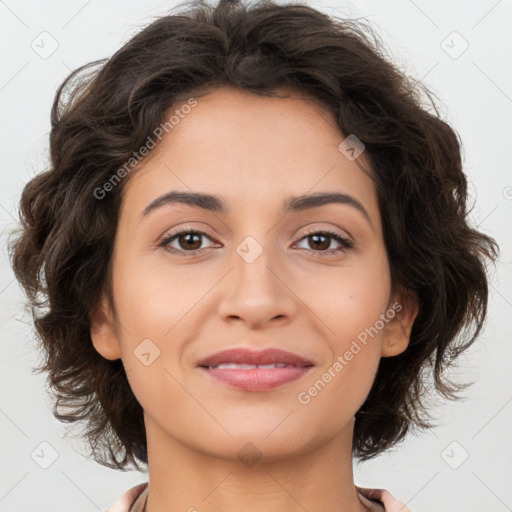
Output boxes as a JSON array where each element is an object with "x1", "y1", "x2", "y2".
[
  {"x1": 110, "y1": 255, "x2": 227, "y2": 410},
  {"x1": 304, "y1": 253, "x2": 391, "y2": 348},
  {"x1": 113, "y1": 256, "x2": 207, "y2": 343},
  {"x1": 294, "y1": 265, "x2": 390, "y2": 419},
  {"x1": 300, "y1": 252, "x2": 390, "y2": 397}
]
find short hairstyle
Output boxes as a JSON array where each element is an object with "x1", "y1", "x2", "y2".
[{"x1": 8, "y1": 0, "x2": 498, "y2": 470}]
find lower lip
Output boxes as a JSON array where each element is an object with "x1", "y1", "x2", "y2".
[{"x1": 198, "y1": 366, "x2": 313, "y2": 391}]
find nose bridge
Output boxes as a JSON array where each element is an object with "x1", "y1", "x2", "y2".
[
  {"x1": 216, "y1": 230, "x2": 297, "y2": 326},
  {"x1": 236, "y1": 233, "x2": 278, "y2": 291}
]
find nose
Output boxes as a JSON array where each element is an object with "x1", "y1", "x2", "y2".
[{"x1": 216, "y1": 239, "x2": 298, "y2": 330}]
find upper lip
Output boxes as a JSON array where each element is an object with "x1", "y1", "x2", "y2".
[{"x1": 197, "y1": 348, "x2": 314, "y2": 368}]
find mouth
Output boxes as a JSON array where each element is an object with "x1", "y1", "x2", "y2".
[
  {"x1": 204, "y1": 362, "x2": 300, "y2": 369},
  {"x1": 196, "y1": 348, "x2": 314, "y2": 391}
]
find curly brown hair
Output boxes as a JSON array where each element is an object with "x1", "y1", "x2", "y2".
[{"x1": 8, "y1": 0, "x2": 498, "y2": 470}]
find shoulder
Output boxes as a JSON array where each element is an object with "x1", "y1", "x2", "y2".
[
  {"x1": 357, "y1": 486, "x2": 413, "y2": 512},
  {"x1": 106, "y1": 482, "x2": 148, "y2": 512}
]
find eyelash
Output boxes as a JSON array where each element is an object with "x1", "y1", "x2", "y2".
[{"x1": 158, "y1": 226, "x2": 354, "y2": 257}]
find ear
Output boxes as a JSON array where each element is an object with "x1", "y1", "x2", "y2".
[
  {"x1": 89, "y1": 293, "x2": 122, "y2": 360},
  {"x1": 381, "y1": 288, "x2": 419, "y2": 357}
]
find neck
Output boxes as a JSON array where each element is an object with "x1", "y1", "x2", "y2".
[{"x1": 141, "y1": 416, "x2": 369, "y2": 512}]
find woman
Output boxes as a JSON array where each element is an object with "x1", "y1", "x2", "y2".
[{"x1": 8, "y1": 0, "x2": 498, "y2": 510}]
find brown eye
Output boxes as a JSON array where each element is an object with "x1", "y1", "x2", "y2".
[
  {"x1": 175, "y1": 232, "x2": 203, "y2": 251},
  {"x1": 307, "y1": 233, "x2": 331, "y2": 251},
  {"x1": 295, "y1": 229, "x2": 353, "y2": 254},
  {"x1": 159, "y1": 229, "x2": 216, "y2": 255}
]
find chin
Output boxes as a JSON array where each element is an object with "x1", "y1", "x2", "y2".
[{"x1": 189, "y1": 425, "x2": 326, "y2": 465}]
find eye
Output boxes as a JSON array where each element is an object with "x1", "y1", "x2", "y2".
[
  {"x1": 158, "y1": 227, "x2": 218, "y2": 255},
  {"x1": 294, "y1": 229, "x2": 353, "y2": 255},
  {"x1": 158, "y1": 227, "x2": 353, "y2": 256}
]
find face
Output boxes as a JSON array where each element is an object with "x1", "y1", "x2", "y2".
[{"x1": 91, "y1": 85, "x2": 417, "y2": 462}]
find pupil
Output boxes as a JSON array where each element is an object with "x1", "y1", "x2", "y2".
[
  {"x1": 182, "y1": 233, "x2": 200, "y2": 249},
  {"x1": 311, "y1": 234, "x2": 329, "y2": 250}
]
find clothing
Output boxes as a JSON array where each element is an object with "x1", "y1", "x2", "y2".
[{"x1": 106, "y1": 482, "x2": 412, "y2": 512}]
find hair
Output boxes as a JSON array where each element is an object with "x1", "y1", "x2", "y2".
[{"x1": 8, "y1": 0, "x2": 499, "y2": 470}]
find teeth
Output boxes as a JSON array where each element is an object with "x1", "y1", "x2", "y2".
[
  {"x1": 215, "y1": 363, "x2": 257, "y2": 369},
  {"x1": 209, "y1": 363, "x2": 295, "y2": 370}
]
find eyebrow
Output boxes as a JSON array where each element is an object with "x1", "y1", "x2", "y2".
[{"x1": 141, "y1": 190, "x2": 373, "y2": 228}]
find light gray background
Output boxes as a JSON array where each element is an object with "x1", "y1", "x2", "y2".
[{"x1": 1, "y1": 1, "x2": 511, "y2": 511}]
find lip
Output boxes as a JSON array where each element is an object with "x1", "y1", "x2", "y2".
[
  {"x1": 196, "y1": 348, "x2": 314, "y2": 368},
  {"x1": 197, "y1": 348, "x2": 315, "y2": 392}
]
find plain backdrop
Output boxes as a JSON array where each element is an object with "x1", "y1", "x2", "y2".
[{"x1": 1, "y1": 1, "x2": 511, "y2": 511}]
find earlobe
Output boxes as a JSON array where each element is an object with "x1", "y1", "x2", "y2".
[
  {"x1": 381, "y1": 289, "x2": 419, "y2": 358},
  {"x1": 382, "y1": 336, "x2": 407, "y2": 357},
  {"x1": 89, "y1": 294, "x2": 122, "y2": 361}
]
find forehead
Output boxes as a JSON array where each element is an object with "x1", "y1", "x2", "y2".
[{"x1": 120, "y1": 86, "x2": 380, "y2": 227}]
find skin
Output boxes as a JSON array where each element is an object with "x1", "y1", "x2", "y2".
[{"x1": 90, "y1": 85, "x2": 418, "y2": 512}]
